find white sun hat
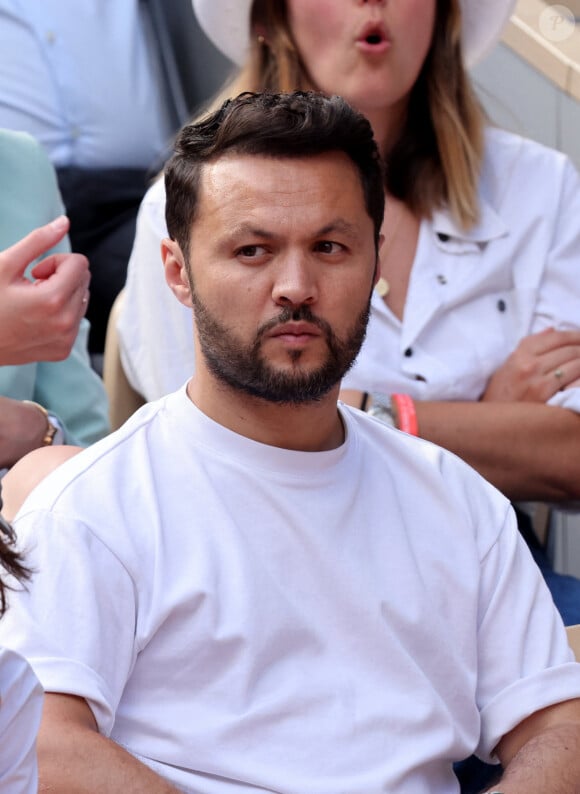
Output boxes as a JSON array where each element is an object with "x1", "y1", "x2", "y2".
[{"x1": 192, "y1": 0, "x2": 517, "y2": 69}]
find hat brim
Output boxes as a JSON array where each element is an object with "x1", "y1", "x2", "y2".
[
  {"x1": 462, "y1": 0, "x2": 517, "y2": 66},
  {"x1": 192, "y1": 0, "x2": 516, "y2": 69}
]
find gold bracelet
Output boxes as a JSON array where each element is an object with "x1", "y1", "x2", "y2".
[{"x1": 21, "y1": 400, "x2": 58, "y2": 446}]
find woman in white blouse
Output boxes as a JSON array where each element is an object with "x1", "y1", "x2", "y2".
[{"x1": 120, "y1": 0, "x2": 580, "y2": 503}]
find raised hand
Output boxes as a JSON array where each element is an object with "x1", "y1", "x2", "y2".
[{"x1": 0, "y1": 216, "x2": 90, "y2": 365}]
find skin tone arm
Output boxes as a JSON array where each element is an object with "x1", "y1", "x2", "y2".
[
  {"x1": 486, "y1": 698, "x2": 580, "y2": 793},
  {"x1": 341, "y1": 329, "x2": 580, "y2": 502},
  {"x1": 38, "y1": 694, "x2": 183, "y2": 794},
  {"x1": 0, "y1": 216, "x2": 90, "y2": 365},
  {"x1": 0, "y1": 446, "x2": 82, "y2": 518},
  {"x1": 414, "y1": 401, "x2": 580, "y2": 502},
  {"x1": 0, "y1": 398, "x2": 58, "y2": 470},
  {"x1": 36, "y1": 694, "x2": 580, "y2": 793}
]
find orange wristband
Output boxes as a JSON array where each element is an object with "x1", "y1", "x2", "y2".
[{"x1": 391, "y1": 394, "x2": 418, "y2": 436}]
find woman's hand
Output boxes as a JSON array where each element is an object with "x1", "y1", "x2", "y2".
[
  {"x1": 0, "y1": 217, "x2": 90, "y2": 365},
  {"x1": 482, "y1": 327, "x2": 580, "y2": 403}
]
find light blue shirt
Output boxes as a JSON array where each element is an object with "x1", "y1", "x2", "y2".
[
  {"x1": 0, "y1": 0, "x2": 174, "y2": 168},
  {"x1": 0, "y1": 130, "x2": 110, "y2": 446}
]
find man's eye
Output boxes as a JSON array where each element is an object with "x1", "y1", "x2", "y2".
[
  {"x1": 236, "y1": 245, "x2": 266, "y2": 258},
  {"x1": 315, "y1": 241, "x2": 343, "y2": 254}
]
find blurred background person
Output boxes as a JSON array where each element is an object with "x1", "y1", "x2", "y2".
[{"x1": 0, "y1": 0, "x2": 228, "y2": 358}]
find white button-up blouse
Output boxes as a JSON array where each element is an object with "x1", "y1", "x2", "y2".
[
  {"x1": 119, "y1": 127, "x2": 580, "y2": 411},
  {"x1": 343, "y1": 127, "x2": 580, "y2": 414}
]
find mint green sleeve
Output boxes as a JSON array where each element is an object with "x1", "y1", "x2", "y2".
[
  {"x1": 0, "y1": 130, "x2": 110, "y2": 445},
  {"x1": 34, "y1": 320, "x2": 110, "y2": 445}
]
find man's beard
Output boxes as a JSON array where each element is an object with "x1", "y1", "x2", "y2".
[{"x1": 191, "y1": 292, "x2": 371, "y2": 405}]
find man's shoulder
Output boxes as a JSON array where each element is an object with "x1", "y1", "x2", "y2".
[
  {"x1": 343, "y1": 402, "x2": 444, "y2": 459},
  {"x1": 343, "y1": 404, "x2": 511, "y2": 523},
  {"x1": 344, "y1": 403, "x2": 459, "y2": 473},
  {"x1": 15, "y1": 393, "x2": 179, "y2": 518}
]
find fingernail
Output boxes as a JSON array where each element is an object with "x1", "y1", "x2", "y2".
[{"x1": 50, "y1": 215, "x2": 68, "y2": 232}]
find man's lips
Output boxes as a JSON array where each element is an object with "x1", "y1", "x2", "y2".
[{"x1": 266, "y1": 322, "x2": 323, "y2": 344}]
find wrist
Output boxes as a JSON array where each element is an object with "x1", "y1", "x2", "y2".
[
  {"x1": 0, "y1": 399, "x2": 59, "y2": 469},
  {"x1": 367, "y1": 392, "x2": 396, "y2": 428},
  {"x1": 366, "y1": 392, "x2": 419, "y2": 436},
  {"x1": 21, "y1": 400, "x2": 60, "y2": 446},
  {"x1": 391, "y1": 394, "x2": 419, "y2": 436}
]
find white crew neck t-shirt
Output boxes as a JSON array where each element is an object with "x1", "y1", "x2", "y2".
[{"x1": 2, "y1": 387, "x2": 580, "y2": 793}]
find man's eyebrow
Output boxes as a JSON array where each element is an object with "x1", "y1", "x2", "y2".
[
  {"x1": 316, "y1": 219, "x2": 360, "y2": 238},
  {"x1": 228, "y1": 224, "x2": 276, "y2": 239},
  {"x1": 226, "y1": 219, "x2": 362, "y2": 241}
]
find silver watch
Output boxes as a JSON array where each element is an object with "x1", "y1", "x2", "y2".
[{"x1": 366, "y1": 393, "x2": 396, "y2": 428}]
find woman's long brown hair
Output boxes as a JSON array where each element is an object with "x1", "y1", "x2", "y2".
[
  {"x1": 198, "y1": 0, "x2": 485, "y2": 230},
  {"x1": 0, "y1": 482, "x2": 31, "y2": 617}
]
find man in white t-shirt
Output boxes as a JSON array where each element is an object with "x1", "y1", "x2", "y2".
[{"x1": 2, "y1": 91, "x2": 580, "y2": 794}]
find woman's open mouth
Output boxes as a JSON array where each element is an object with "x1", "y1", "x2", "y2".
[{"x1": 356, "y1": 22, "x2": 391, "y2": 54}]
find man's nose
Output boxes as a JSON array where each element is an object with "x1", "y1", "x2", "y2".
[{"x1": 271, "y1": 255, "x2": 318, "y2": 308}]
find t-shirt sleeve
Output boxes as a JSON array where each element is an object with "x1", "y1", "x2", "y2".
[
  {"x1": 474, "y1": 505, "x2": 580, "y2": 761},
  {"x1": 0, "y1": 510, "x2": 137, "y2": 737}
]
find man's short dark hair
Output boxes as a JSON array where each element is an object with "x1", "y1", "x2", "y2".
[{"x1": 165, "y1": 91, "x2": 385, "y2": 261}]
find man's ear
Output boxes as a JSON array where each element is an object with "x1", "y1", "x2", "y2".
[{"x1": 161, "y1": 238, "x2": 193, "y2": 308}]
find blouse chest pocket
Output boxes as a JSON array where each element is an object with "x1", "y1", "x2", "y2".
[
  {"x1": 409, "y1": 285, "x2": 538, "y2": 401},
  {"x1": 452, "y1": 286, "x2": 538, "y2": 393}
]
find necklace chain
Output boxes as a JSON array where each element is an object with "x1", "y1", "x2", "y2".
[{"x1": 375, "y1": 197, "x2": 404, "y2": 298}]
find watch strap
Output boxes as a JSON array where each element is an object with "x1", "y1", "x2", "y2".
[{"x1": 22, "y1": 400, "x2": 59, "y2": 446}]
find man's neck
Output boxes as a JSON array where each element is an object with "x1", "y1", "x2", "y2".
[{"x1": 186, "y1": 377, "x2": 345, "y2": 452}]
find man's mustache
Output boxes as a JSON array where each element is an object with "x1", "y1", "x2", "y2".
[{"x1": 257, "y1": 305, "x2": 331, "y2": 339}]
